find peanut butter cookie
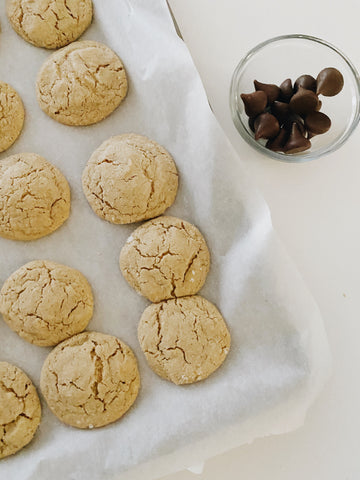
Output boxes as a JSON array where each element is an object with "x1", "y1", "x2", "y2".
[
  {"x1": 0, "y1": 153, "x2": 70, "y2": 240},
  {"x1": 7, "y1": 0, "x2": 93, "y2": 49},
  {"x1": 82, "y1": 134, "x2": 178, "y2": 224},
  {"x1": 36, "y1": 41, "x2": 128, "y2": 125},
  {"x1": 0, "y1": 82, "x2": 24, "y2": 153},
  {"x1": 138, "y1": 296, "x2": 230, "y2": 385},
  {"x1": 0, "y1": 362, "x2": 41, "y2": 459},
  {"x1": 40, "y1": 332, "x2": 140, "y2": 428},
  {"x1": 0, "y1": 260, "x2": 93, "y2": 346},
  {"x1": 120, "y1": 216, "x2": 210, "y2": 302}
]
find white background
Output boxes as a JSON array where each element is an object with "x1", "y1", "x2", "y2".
[{"x1": 162, "y1": 1, "x2": 360, "y2": 479}]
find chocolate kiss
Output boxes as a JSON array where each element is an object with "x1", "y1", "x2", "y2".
[
  {"x1": 248, "y1": 117, "x2": 255, "y2": 132},
  {"x1": 284, "y1": 123, "x2": 311, "y2": 153},
  {"x1": 289, "y1": 86, "x2": 318, "y2": 115},
  {"x1": 254, "y1": 113, "x2": 280, "y2": 140},
  {"x1": 315, "y1": 99, "x2": 322, "y2": 111},
  {"x1": 266, "y1": 127, "x2": 288, "y2": 152},
  {"x1": 283, "y1": 113, "x2": 306, "y2": 135},
  {"x1": 254, "y1": 80, "x2": 280, "y2": 104},
  {"x1": 279, "y1": 78, "x2": 293, "y2": 102},
  {"x1": 241, "y1": 91, "x2": 267, "y2": 117},
  {"x1": 316, "y1": 67, "x2": 344, "y2": 96},
  {"x1": 294, "y1": 74, "x2": 317, "y2": 92},
  {"x1": 305, "y1": 111, "x2": 331, "y2": 135},
  {"x1": 271, "y1": 101, "x2": 290, "y2": 124}
]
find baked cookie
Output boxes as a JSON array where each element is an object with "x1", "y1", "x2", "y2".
[
  {"x1": 0, "y1": 362, "x2": 41, "y2": 459},
  {"x1": 0, "y1": 82, "x2": 24, "y2": 153},
  {"x1": 40, "y1": 331, "x2": 140, "y2": 428},
  {"x1": 36, "y1": 41, "x2": 128, "y2": 126},
  {"x1": 0, "y1": 260, "x2": 93, "y2": 347},
  {"x1": 0, "y1": 153, "x2": 70, "y2": 241},
  {"x1": 82, "y1": 134, "x2": 178, "y2": 224},
  {"x1": 138, "y1": 296, "x2": 230, "y2": 385},
  {"x1": 120, "y1": 216, "x2": 210, "y2": 303},
  {"x1": 6, "y1": 0, "x2": 93, "y2": 49}
]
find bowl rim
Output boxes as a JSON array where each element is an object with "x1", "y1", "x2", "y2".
[{"x1": 229, "y1": 33, "x2": 360, "y2": 162}]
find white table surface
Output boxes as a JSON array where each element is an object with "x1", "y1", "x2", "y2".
[{"x1": 161, "y1": 1, "x2": 360, "y2": 479}]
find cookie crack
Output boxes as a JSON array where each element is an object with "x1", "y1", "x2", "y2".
[{"x1": 90, "y1": 342, "x2": 104, "y2": 405}]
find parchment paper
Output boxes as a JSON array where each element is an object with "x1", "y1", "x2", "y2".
[{"x1": 0, "y1": 1, "x2": 331, "y2": 479}]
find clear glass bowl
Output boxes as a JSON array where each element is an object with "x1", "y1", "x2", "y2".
[{"x1": 230, "y1": 34, "x2": 360, "y2": 162}]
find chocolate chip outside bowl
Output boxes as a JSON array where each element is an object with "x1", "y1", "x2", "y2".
[{"x1": 230, "y1": 34, "x2": 360, "y2": 162}]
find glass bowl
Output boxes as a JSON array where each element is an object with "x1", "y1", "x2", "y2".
[{"x1": 230, "y1": 34, "x2": 360, "y2": 162}]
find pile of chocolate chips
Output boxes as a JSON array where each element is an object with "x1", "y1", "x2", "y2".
[{"x1": 240, "y1": 67, "x2": 344, "y2": 154}]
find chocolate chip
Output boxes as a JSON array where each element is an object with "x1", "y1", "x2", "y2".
[
  {"x1": 271, "y1": 101, "x2": 290, "y2": 124},
  {"x1": 289, "y1": 87, "x2": 318, "y2": 115},
  {"x1": 241, "y1": 91, "x2": 267, "y2": 117},
  {"x1": 279, "y1": 78, "x2": 293, "y2": 102},
  {"x1": 254, "y1": 113, "x2": 280, "y2": 140},
  {"x1": 266, "y1": 127, "x2": 288, "y2": 152},
  {"x1": 316, "y1": 67, "x2": 344, "y2": 96},
  {"x1": 254, "y1": 80, "x2": 280, "y2": 104},
  {"x1": 304, "y1": 111, "x2": 331, "y2": 135},
  {"x1": 283, "y1": 122, "x2": 311, "y2": 153},
  {"x1": 294, "y1": 74, "x2": 317, "y2": 92}
]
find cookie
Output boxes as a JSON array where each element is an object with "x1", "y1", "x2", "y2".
[
  {"x1": 0, "y1": 260, "x2": 93, "y2": 347},
  {"x1": 36, "y1": 41, "x2": 128, "y2": 126},
  {"x1": 40, "y1": 332, "x2": 140, "y2": 429},
  {"x1": 0, "y1": 362, "x2": 41, "y2": 459},
  {"x1": 120, "y1": 216, "x2": 210, "y2": 303},
  {"x1": 0, "y1": 82, "x2": 24, "y2": 153},
  {"x1": 138, "y1": 296, "x2": 230, "y2": 385},
  {"x1": 0, "y1": 153, "x2": 70, "y2": 241},
  {"x1": 82, "y1": 134, "x2": 178, "y2": 224},
  {"x1": 6, "y1": 0, "x2": 93, "y2": 49}
]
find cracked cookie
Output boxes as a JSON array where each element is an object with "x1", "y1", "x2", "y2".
[
  {"x1": 120, "y1": 216, "x2": 210, "y2": 302},
  {"x1": 40, "y1": 331, "x2": 140, "y2": 428},
  {"x1": 0, "y1": 260, "x2": 93, "y2": 346},
  {"x1": 6, "y1": 0, "x2": 93, "y2": 49},
  {"x1": 138, "y1": 295, "x2": 230, "y2": 385},
  {"x1": 82, "y1": 134, "x2": 178, "y2": 224},
  {"x1": 0, "y1": 362, "x2": 41, "y2": 459},
  {"x1": 0, "y1": 153, "x2": 70, "y2": 240},
  {"x1": 0, "y1": 82, "x2": 24, "y2": 153},
  {"x1": 36, "y1": 40, "x2": 128, "y2": 126}
]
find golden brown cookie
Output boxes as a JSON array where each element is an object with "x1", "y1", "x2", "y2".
[
  {"x1": 0, "y1": 82, "x2": 24, "y2": 153},
  {"x1": 0, "y1": 153, "x2": 70, "y2": 241},
  {"x1": 138, "y1": 296, "x2": 230, "y2": 385},
  {"x1": 0, "y1": 362, "x2": 41, "y2": 459},
  {"x1": 40, "y1": 332, "x2": 140, "y2": 429},
  {"x1": 120, "y1": 216, "x2": 210, "y2": 302},
  {"x1": 36, "y1": 41, "x2": 128, "y2": 126},
  {"x1": 82, "y1": 134, "x2": 178, "y2": 224},
  {"x1": 0, "y1": 260, "x2": 93, "y2": 346},
  {"x1": 6, "y1": 0, "x2": 93, "y2": 49}
]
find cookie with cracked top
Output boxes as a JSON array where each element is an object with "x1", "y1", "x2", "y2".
[
  {"x1": 82, "y1": 134, "x2": 178, "y2": 224},
  {"x1": 6, "y1": 0, "x2": 93, "y2": 49},
  {"x1": 0, "y1": 82, "x2": 24, "y2": 153},
  {"x1": 36, "y1": 40, "x2": 127, "y2": 125},
  {"x1": 138, "y1": 296, "x2": 230, "y2": 385},
  {"x1": 0, "y1": 260, "x2": 93, "y2": 346},
  {"x1": 40, "y1": 331, "x2": 140, "y2": 428},
  {"x1": 0, "y1": 362, "x2": 41, "y2": 459},
  {"x1": 120, "y1": 216, "x2": 210, "y2": 303},
  {"x1": 0, "y1": 153, "x2": 70, "y2": 241}
]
